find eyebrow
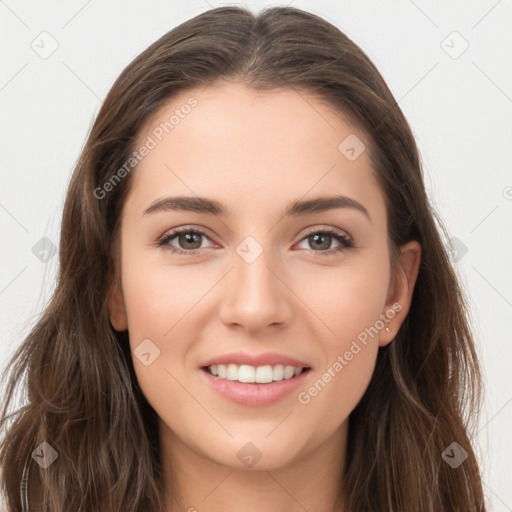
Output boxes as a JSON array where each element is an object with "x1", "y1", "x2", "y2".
[{"x1": 143, "y1": 194, "x2": 371, "y2": 222}]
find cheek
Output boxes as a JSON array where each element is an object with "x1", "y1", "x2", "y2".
[
  {"x1": 121, "y1": 257, "x2": 209, "y2": 342},
  {"x1": 119, "y1": 253, "x2": 208, "y2": 406},
  {"x1": 120, "y1": 261, "x2": 210, "y2": 426},
  {"x1": 296, "y1": 337, "x2": 377, "y2": 449},
  {"x1": 291, "y1": 255, "x2": 389, "y2": 421},
  {"x1": 296, "y1": 255, "x2": 390, "y2": 345}
]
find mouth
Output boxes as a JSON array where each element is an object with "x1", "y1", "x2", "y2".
[
  {"x1": 201, "y1": 364, "x2": 312, "y2": 384},
  {"x1": 199, "y1": 363, "x2": 312, "y2": 407}
]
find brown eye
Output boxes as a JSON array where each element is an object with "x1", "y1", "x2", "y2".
[
  {"x1": 296, "y1": 228, "x2": 354, "y2": 257},
  {"x1": 176, "y1": 232, "x2": 203, "y2": 250},
  {"x1": 307, "y1": 233, "x2": 332, "y2": 251},
  {"x1": 157, "y1": 228, "x2": 214, "y2": 254}
]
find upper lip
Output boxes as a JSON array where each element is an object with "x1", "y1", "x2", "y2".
[{"x1": 201, "y1": 351, "x2": 311, "y2": 369}]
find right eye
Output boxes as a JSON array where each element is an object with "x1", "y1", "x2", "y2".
[{"x1": 157, "y1": 227, "x2": 215, "y2": 255}]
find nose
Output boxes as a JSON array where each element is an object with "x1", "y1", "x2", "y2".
[{"x1": 218, "y1": 241, "x2": 293, "y2": 334}]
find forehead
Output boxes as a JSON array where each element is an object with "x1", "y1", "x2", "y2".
[{"x1": 127, "y1": 82, "x2": 386, "y2": 225}]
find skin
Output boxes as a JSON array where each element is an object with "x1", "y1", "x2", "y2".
[{"x1": 108, "y1": 82, "x2": 421, "y2": 512}]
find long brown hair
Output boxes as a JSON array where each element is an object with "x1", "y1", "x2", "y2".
[{"x1": 0, "y1": 6, "x2": 486, "y2": 511}]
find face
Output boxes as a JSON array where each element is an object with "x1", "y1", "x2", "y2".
[{"x1": 108, "y1": 82, "x2": 420, "y2": 471}]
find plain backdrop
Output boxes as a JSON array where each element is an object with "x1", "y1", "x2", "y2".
[{"x1": 1, "y1": 0, "x2": 511, "y2": 510}]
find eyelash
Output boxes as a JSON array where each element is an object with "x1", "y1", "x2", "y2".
[{"x1": 156, "y1": 226, "x2": 354, "y2": 257}]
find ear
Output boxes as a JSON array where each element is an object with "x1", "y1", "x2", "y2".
[
  {"x1": 107, "y1": 278, "x2": 128, "y2": 332},
  {"x1": 379, "y1": 240, "x2": 421, "y2": 347}
]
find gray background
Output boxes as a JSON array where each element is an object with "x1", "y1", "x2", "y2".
[{"x1": 1, "y1": 0, "x2": 511, "y2": 509}]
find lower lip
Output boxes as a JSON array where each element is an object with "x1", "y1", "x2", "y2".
[{"x1": 200, "y1": 368, "x2": 311, "y2": 407}]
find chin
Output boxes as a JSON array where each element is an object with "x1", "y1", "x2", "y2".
[{"x1": 203, "y1": 436, "x2": 307, "y2": 472}]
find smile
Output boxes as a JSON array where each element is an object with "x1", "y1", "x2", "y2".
[
  {"x1": 205, "y1": 363, "x2": 308, "y2": 383},
  {"x1": 200, "y1": 365, "x2": 312, "y2": 407}
]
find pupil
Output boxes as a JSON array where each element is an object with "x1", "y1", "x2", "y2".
[
  {"x1": 311, "y1": 233, "x2": 330, "y2": 250},
  {"x1": 181, "y1": 232, "x2": 201, "y2": 249}
]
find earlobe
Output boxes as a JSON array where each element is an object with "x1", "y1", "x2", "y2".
[
  {"x1": 379, "y1": 240, "x2": 422, "y2": 347},
  {"x1": 107, "y1": 281, "x2": 128, "y2": 332}
]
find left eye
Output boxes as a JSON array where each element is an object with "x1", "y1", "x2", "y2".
[
  {"x1": 295, "y1": 229, "x2": 354, "y2": 256},
  {"x1": 157, "y1": 227, "x2": 354, "y2": 256}
]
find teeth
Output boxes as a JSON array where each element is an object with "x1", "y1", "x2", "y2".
[{"x1": 208, "y1": 364, "x2": 305, "y2": 383}]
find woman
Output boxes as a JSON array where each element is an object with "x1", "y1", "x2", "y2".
[{"x1": 0, "y1": 6, "x2": 487, "y2": 511}]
